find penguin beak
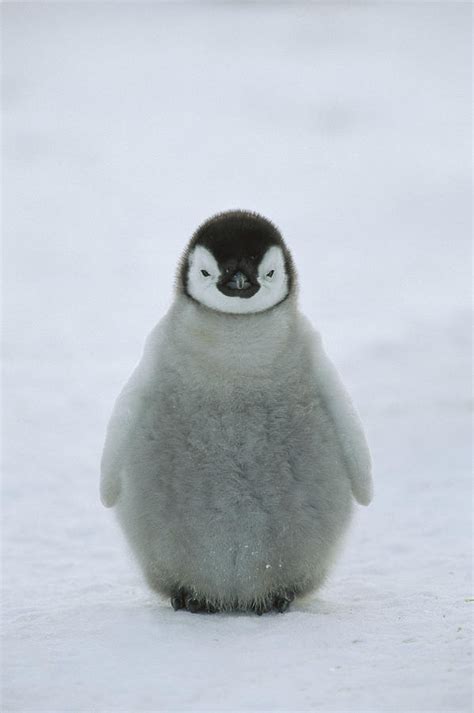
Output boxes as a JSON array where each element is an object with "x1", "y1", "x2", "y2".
[
  {"x1": 217, "y1": 269, "x2": 261, "y2": 299},
  {"x1": 226, "y1": 271, "x2": 251, "y2": 291}
]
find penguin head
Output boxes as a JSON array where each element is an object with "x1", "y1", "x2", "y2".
[{"x1": 179, "y1": 210, "x2": 296, "y2": 315}]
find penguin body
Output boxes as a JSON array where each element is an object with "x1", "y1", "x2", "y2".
[{"x1": 101, "y1": 211, "x2": 372, "y2": 613}]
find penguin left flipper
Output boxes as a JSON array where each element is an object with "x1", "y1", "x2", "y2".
[{"x1": 311, "y1": 330, "x2": 373, "y2": 506}]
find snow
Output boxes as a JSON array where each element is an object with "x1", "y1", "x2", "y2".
[{"x1": 2, "y1": 2, "x2": 472, "y2": 711}]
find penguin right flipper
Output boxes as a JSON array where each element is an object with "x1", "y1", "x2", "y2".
[
  {"x1": 100, "y1": 325, "x2": 162, "y2": 508},
  {"x1": 100, "y1": 380, "x2": 144, "y2": 507}
]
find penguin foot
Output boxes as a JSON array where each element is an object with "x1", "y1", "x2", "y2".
[
  {"x1": 171, "y1": 589, "x2": 295, "y2": 614},
  {"x1": 170, "y1": 589, "x2": 185, "y2": 611},
  {"x1": 170, "y1": 589, "x2": 216, "y2": 614},
  {"x1": 251, "y1": 591, "x2": 295, "y2": 615},
  {"x1": 252, "y1": 601, "x2": 273, "y2": 616},
  {"x1": 273, "y1": 592, "x2": 295, "y2": 613}
]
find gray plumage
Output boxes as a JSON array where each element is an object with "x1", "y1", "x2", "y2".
[{"x1": 101, "y1": 210, "x2": 372, "y2": 613}]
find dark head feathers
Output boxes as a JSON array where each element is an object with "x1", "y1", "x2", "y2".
[{"x1": 178, "y1": 209, "x2": 295, "y2": 296}]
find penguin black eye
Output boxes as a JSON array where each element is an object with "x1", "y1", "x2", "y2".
[
  {"x1": 201, "y1": 270, "x2": 210, "y2": 277},
  {"x1": 266, "y1": 270, "x2": 275, "y2": 278}
]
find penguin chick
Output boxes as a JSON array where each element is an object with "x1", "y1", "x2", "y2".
[{"x1": 101, "y1": 210, "x2": 373, "y2": 614}]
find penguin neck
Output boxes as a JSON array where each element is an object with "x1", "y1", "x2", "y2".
[{"x1": 166, "y1": 293, "x2": 299, "y2": 376}]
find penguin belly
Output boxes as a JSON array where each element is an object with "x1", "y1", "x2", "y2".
[{"x1": 116, "y1": 368, "x2": 353, "y2": 610}]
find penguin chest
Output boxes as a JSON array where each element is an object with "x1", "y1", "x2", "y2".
[
  {"x1": 151, "y1": 376, "x2": 297, "y2": 493},
  {"x1": 123, "y1": 367, "x2": 351, "y2": 598},
  {"x1": 135, "y1": 369, "x2": 326, "y2": 529}
]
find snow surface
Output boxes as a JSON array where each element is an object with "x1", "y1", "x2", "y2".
[{"x1": 2, "y1": 2, "x2": 472, "y2": 711}]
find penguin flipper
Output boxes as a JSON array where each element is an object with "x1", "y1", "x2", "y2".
[
  {"x1": 100, "y1": 386, "x2": 140, "y2": 508},
  {"x1": 100, "y1": 465, "x2": 122, "y2": 508},
  {"x1": 100, "y1": 324, "x2": 162, "y2": 508},
  {"x1": 312, "y1": 333, "x2": 373, "y2": 506}
]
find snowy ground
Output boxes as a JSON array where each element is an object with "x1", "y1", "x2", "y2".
[{"x1": 2, "y1": 2, "x2": 472, "y2": 711}]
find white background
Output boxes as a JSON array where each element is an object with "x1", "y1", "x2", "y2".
[{"x1": 2, "y1": 2, "x2": 472, "y2": 711}]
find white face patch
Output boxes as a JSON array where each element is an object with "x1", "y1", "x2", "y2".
[{"x1": 186, "y1": 245, "x2": 289, "y2": 314}]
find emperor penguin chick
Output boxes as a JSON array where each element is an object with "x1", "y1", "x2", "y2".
[{"x1": 101, "y1": 210, "x2": 373, "y2": 614}]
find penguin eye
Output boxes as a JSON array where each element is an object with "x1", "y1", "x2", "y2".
[
  {"x1": 266, "y1": 270, "x2": 275, "y2": 278},
  {"x1": 200, "y1": 270, "x2": 210, "y2": 277}
]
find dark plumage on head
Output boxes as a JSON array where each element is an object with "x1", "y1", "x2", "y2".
[{"x1": 178, "y1": 210, "x2": 296, "y2": 314}]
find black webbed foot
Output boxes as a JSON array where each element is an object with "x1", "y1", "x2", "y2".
[
  {"x1": 273, "y1": 592, "x2": 295, "y2": 613},
  {"x1": 170, "y1": 588, "x2": 216, "y2": 613},
  {"x1": 251, "y1": 592, "x2": 295, "y2": 615},
  {"x1": 185, "y1": 594, "x2": 206, "y2": 613},
  {"x1": 172, "y1": 589, "x2": 296, "y2": 614},
  {"x1": 170, "y1": 589, "x2": 186, "y2": 611},
  {"x1": 252, "y1": 601, "x2": 273, "y2": 616}
]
